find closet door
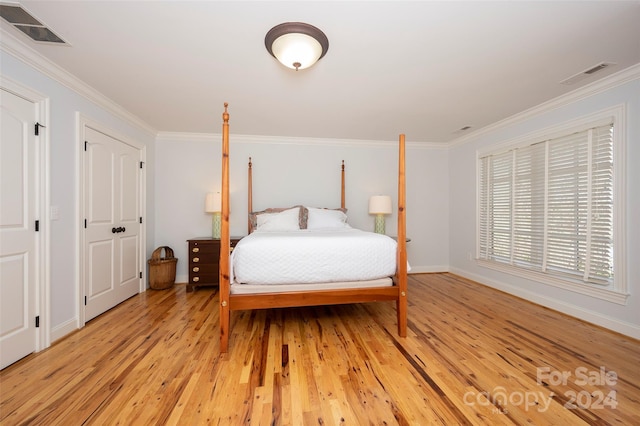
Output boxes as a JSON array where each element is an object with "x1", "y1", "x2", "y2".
[
  {"x1": 83, "y1": 127, "x2": 141, "y2": 321},
  {"x1": 0, "y1": 88, "x2": 37, "y2": 369}
]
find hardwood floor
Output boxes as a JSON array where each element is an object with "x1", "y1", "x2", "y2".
[{"x1": 1, "y1": 273, "x2": 638, "y2": 425}]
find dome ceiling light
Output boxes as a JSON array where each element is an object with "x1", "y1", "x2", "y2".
[{"x1": 265, "y1": 22, "x2": 329, "y2": 71}]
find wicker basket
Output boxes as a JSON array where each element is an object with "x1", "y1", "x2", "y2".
[{"x1": 148, "y1": 246, "x2": 177, "y2": 290}]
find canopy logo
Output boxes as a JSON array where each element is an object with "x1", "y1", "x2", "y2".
[{"x1": 463, "y1": 366, "x2": 618, "y2": 414}]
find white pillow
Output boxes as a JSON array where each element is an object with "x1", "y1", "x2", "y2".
[
  {"x1": 306, "y1": 207, "x2": 350, "y2": 229},
  {"x1": 256, "y1": 207, "x2": 301, "y2": 231}
]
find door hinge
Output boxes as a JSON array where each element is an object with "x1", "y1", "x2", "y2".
[
  {"x1": 139, "y1": 161, "x2": 144, "y2": 169},
  {"x1": 35, "y1": 316, "x2": 40, "y2": 328},
  {"x1": 84, "y1": 141, "x2": 88, "y2": 151},
  {"x1": 84, "y1": 296, "x2": 87, "y2": 306},
  {"x1": 84, "y1": 219, "x2": 87, "y2": 229},
  {"x1": 139, "y1": 217, "x2": 143, "y2": 224},
  {"x1": 35, "y1": 122, "x2": 46, "y2": 136},
  {"x1": 139, "y1": 272, "x2": 142, "y2": 279},
  {"x1": 35, "y1": 220, "x2": 39, "y2": 232}
]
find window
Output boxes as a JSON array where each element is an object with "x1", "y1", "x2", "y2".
[{"x1": 477, "y1": 107, "x2": 627, "y2": 303}]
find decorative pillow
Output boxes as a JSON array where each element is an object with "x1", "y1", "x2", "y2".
[
  {"x1": 249, "y1": 205, "x2": 307, "y2": 232},
  {"x1": 299, "y1": 206, "x2": 309, "y2": 229},
  {"x1": 255, "y1": 207, "x2": 301, "y2": 231},
  {"x1": 306, "y1": 207, "x2": 350, "y2": 229}
]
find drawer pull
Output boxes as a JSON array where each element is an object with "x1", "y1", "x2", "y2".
[
  {"x1": 193, "y1": 257, "x2": 199, "y2": 263},
  {"x1": 192, "y1": 267, "x2": 200, "y2": 272},
  {"x1": 193, "y1": 277, "x2": 200, "y2": 282},
  {"x1": 192, "y1": 247, "x2": 200, "y2": 253}
]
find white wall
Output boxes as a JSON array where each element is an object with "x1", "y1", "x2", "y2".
[
  {"x1": 448, "y1": 69, "x2": 640, "y2": 338},
  {"x1": 154, "y1": 133, "x2": 450, "y2": 282},
  {"x1": 1, "y1": 50, "x2": 156, "y2": 340}
]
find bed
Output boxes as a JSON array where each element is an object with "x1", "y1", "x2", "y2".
[{"x1": 218, "y1": 103, "x2": 407, "y2": 352}]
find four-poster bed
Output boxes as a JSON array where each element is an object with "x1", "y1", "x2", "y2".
[{"x1": 218, "y1": 103, "x2": 407, "y2": 352}]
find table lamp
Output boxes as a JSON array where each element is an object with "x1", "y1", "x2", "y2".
[
  {"x1": 205, "y1": 192, "x2": 222, "y2": 239},
  {"x1": 368, "y1": 195, "x2": 392, "y2": 234}
]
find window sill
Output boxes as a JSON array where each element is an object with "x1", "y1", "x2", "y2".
[{"x1": 476, "y1": 259, "x2": 629, "y2": 305}]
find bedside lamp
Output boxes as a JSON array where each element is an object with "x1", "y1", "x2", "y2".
[
  {"x1": 369, "y1": 195, "x2": 392, "y2": 234},
  {"x1": 205, "y1": 192, "x2": 222, "y2": 239}
]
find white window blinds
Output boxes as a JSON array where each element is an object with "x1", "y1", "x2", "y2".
[{"x1": 479, "y1": 122, "x2": 614, "y2": 286}]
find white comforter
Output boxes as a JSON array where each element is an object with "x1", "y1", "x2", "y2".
[{"x1": 231, "y1": 228, "x2": 397, "y2": 285}]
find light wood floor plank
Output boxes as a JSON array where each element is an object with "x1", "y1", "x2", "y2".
[{"x1": 1, "y1": 273, "x2": 638, "y2": 425}]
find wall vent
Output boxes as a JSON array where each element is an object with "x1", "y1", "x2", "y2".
[
  {"x1": 560, "y1": 62, "x2": 615, "y2": 85},
  {"x1": 0, "y1": 3, "x2": 67, "y2": 44}
]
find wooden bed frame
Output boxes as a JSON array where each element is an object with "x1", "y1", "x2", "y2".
[{"x1": 218, "y1": 103, "x2": 407, "y2": 352}]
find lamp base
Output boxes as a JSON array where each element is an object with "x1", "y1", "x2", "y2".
[
  {"x1": 374, "y1": 214, "x2": 386, "y2": 234},
  {"x1": 212, "y1": 212, "x2": 221, "y2": 239}
]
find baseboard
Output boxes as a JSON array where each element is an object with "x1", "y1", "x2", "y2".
[
  {"x1": 449, "y1": 267, "x2": 640, "y2": 340},
  {"x1": 408, "y1": 265, "x2": 449, "y2": 274},
  {"x1": 50, "y1": 317, "x2": 79, "y2": 344}
]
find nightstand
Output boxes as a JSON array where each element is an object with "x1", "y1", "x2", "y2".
[{"x1": 186, "y1": 237, "x2": 242, "y2": 292}]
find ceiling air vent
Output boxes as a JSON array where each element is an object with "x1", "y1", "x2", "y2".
[
  {"x1": 560, "y1": 62, "x2": 615, "y2": 85},
  {"x1": 0, "y1": 3, "x2": 67, "y2": 44},
  {"x1": 453, "y1": 125, "x2": 473, "y2": 135}
]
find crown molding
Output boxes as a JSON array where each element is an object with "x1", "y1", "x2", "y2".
[
  {"x1": 0, "y1": 27, "x2": 157, "y2": 137},
  {"x1": 450, "y1": 62, "x2": 640, "y2": 148},
  {"x1": 156, "y1": 131, "x2": 447, "y2": 150}
]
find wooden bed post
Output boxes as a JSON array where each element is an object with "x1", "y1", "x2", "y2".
[
  {"x1": 341, "y1": 160, "x2": 345, "y2": 209},
  {"x1": 396, "y1": 134, "x2": 408, "y2": 337},
  {"x1": 247, "y1": 157, "x2": 253, "y2": 235},
  {"x1": 220, "y1": 103, "x2": 231, "y2": 352}
]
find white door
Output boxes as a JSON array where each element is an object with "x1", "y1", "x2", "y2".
[
  {"x1": 0, "y1": 88, "x2": 37, "y2": 369},
  {"x1": 83, "y1": 127, "x2": 141, "y2": 321}
]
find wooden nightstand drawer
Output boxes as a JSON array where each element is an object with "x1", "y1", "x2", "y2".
[
  {"x1": 189, "y1": 272, "x2": 219, "y2": 284},
  {"x1": 190, "y1": 244, "x2": 218, "y2": 256}
]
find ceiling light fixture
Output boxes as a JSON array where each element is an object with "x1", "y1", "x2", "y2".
[{"x1": 265, "y1": 22, "x2": 329, "y2": 71}]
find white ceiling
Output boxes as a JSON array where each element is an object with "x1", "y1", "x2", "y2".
[{"x1": 3, "y1": 1, "x2": 640, "y2": 143}]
